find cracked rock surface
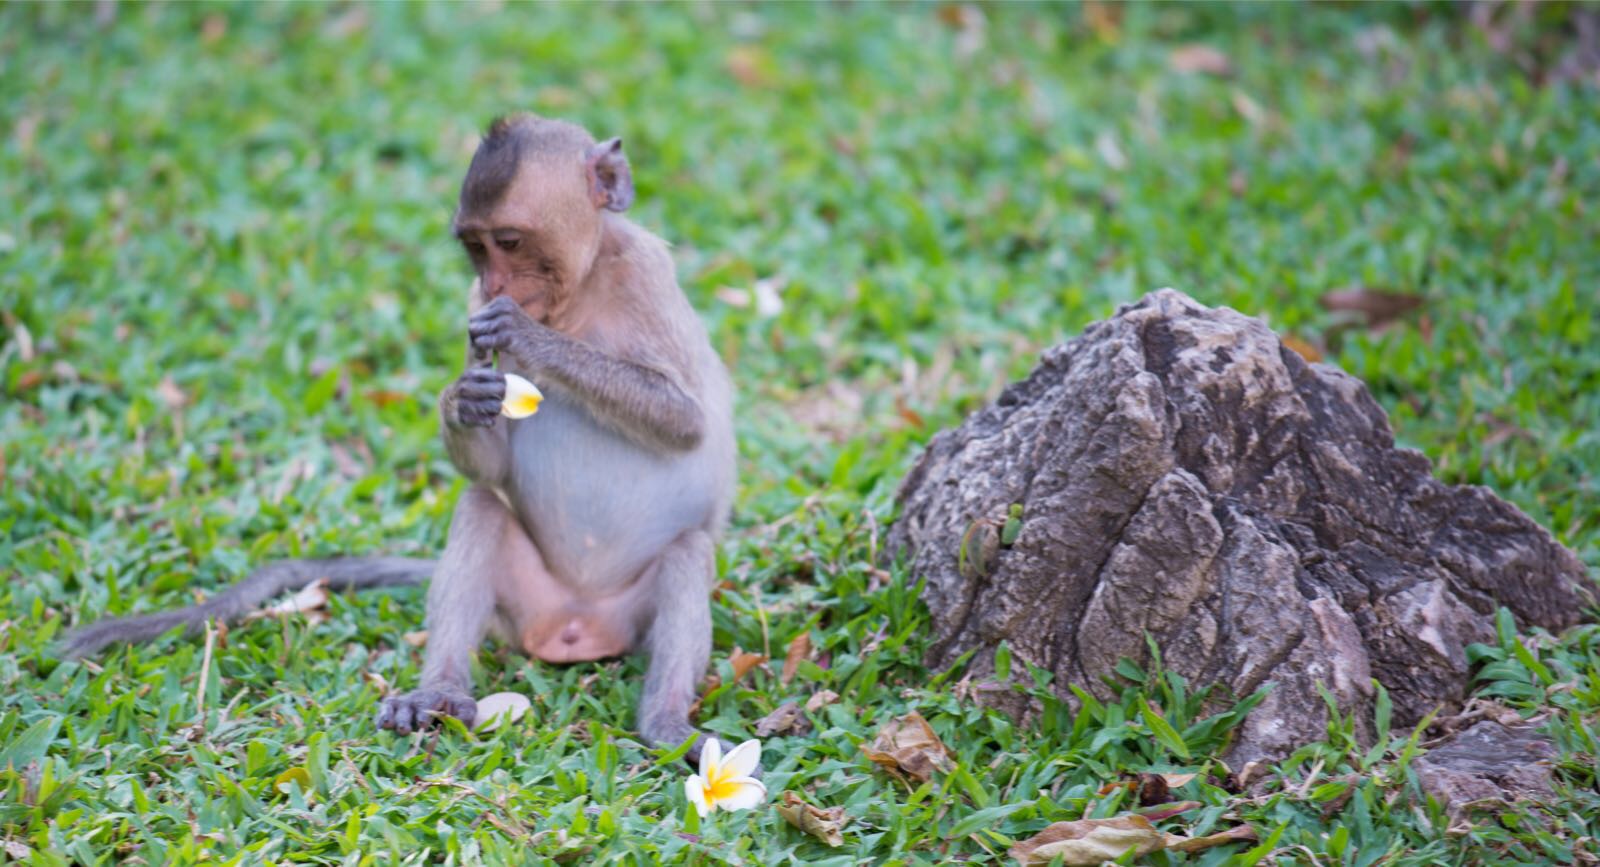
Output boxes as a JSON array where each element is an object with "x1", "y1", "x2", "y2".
[{"x1": 889, "y1": 289, "x2": 1593, "y2": 763}]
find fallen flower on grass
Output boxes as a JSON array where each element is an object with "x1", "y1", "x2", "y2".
[
  {"x1": 474, "y1": 692, "x2": 530, "y2": 732},
  {"x1": 501, "y1": 373, "x2": 544, "y2": 419},
  {"x1": 244, "y1": 580, "x2": 329, "y2": 623},
  {"x1": 686, "y1": 738, "x2": 766, "y2": 818}
]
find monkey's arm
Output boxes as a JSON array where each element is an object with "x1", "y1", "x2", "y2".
[
  {"x1": 439, "y1": 361, "x2": 513, "y2": 483},
  {"x1": 470, "y1": 298, "x2": 704, "y2": 452}
]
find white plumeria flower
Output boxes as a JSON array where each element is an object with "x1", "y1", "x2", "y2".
[
  {"x1": 500, "y1": 373, "x2": 544, "y2": 419},
  {"x1": 685, "y1": 738, "x2": 765, "y2": 818}
]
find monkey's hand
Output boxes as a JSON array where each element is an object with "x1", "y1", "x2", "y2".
[
  {"x1": 468, "y1": 296, "x2": 556, "y2": 368},
  {"x1": 443, "y1": 367, "x2": 508, "y2": 429},
  {"x1": 376, "y1": 689, "x2": 478, "y2": 735}
]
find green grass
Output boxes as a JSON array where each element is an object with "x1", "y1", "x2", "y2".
[{"x1": 3, "y1": 3, "x2": 1598, "y2": 864}]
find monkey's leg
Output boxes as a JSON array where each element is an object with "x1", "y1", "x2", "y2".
[
  {"x1": 635, "y1": 529, "x2": 726, "y2": 765},
  {"x1": 376, "y1": 486, "x2": 518, "y2": 734}
]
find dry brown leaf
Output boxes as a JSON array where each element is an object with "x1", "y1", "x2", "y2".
[
  {"x1": 402, "y1": 630, "x2": 429, "y2": 648},
  {"x1": 776, "y1": 791, "x2": 847, "y2": 847},
  {"x1": 1009, "y1": 816, "x2": 1167, "y2": 866},
  {"x1": 805, "y1": 689, "x2": 839, "y2": 713},
  {"x1": 246, "y1": 580, "x2": 329, "y2": 622},
  {"x1": 689, "y1": 674, "x2": 722, "y2": 718},
  {"x1": 200, "y1": 14, "x2": 227, "y2": 44},
  {"x1": 1139, "y1": 800, "x2": 1201, "y2": 822},
  {"x1": 363, "y1": 671, "x2": 391, "y2": 695},
  {"x1": 12, "y1": 322, "x2": 33, "y2": 362},
  {"x1": 1280, "y1": 334, "x2": 1324, "y2": 363},
  {"x1": 936, "y1": 3, "x2": 986, "y2": 57},
  {"x1": 860, "y1": 711, "x2": 953, "y2": 783},
  {"x1": 1165, "y1": 823, "x2": 1258, "y2": 853},
  {"x1": 1082, "y1": 0, "x2": 1121, "y2": 41},
  {"x1": 156, "y1": 376, "x2": 189, "y2": 410},
  {"x1": 781, "y1": 632, "x2": 812, "y2": 685},
  {"x1": 1168, "y1": 44, "x2": 1232, "y2": 76},
  {"x1": 755, "y1": 701, "x2": 812, "y2": 738},
  {"x1": 1231, "y1": 89, "x2": 1268, "y2": 126},
  {"x1": 726, "y1": 45, "x2": 774, "y2": 88},
  {"x1": 1319, "y1": 287, "x2": 1425, "y2": 327},
  {"x1": 729, "y1": 646, "x2": 768, "y2": 683},
  {"x1": 1134, "y1": 771, "x2": 1201, "y2": 805},
  {"x1": 322, "y1": 6, "x2": 369, "y2": 39},
  {"x1": 365, "y1": 389, "x2": 410, "y2": 408}
]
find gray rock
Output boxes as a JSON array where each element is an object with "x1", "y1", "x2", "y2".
[
  {"x1": 889, "y1": 289, "x2": 1593, "y2": 762},
  {"x1": 1413, "y1": 722, "x2": 1557, "y2": 812}
]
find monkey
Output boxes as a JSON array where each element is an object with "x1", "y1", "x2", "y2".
[{"x1": 61, "y1": 114, "x2": 737, "y2": 762}]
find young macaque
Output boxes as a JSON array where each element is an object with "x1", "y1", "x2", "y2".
[{"x1": 62, "y1": 115, "x2": 736, "y2": 762}]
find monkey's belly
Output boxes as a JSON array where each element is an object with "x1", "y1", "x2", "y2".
[
  {"x1": 504, "y1": 395, "x2": 717, "y2": 592},
  {"x1": 520, "y1": 604, "x2": 633, "y2": 663}
]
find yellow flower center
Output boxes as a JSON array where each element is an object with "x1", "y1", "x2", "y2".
[{"x1": 702, "y1": 765, "x2": 742, "y2": 804}]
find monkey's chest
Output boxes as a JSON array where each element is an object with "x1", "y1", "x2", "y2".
[{"x1": 503, "y1": 394, "x2": 715, "y2": 590}]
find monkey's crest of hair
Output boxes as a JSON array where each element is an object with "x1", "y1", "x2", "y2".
[{"x1": 462, "y1": 114, "x2": 597, "y2": 215}]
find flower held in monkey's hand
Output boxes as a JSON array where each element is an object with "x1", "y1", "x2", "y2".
[
  {"x1": 685, "y1": 738, "x2": 765, "y2": 817},
  {"x1": 500, "y1": 373, "x2": 544, "y2": 419}
]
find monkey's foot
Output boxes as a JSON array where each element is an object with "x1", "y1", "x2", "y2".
[{"x1": 376, "y1": 689, "x2": 477, "y2": 735}]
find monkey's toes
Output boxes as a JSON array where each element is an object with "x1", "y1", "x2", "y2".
[{"x1": 376, "y1": 690, "x2": 477, "y2": 735}]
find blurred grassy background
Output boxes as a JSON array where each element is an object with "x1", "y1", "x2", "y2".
[{"x1": 2, "y1": 3, "x2": 1597, "y2": 864}]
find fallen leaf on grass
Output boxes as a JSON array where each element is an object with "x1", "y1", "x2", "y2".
[
  {"x1": 245, "y1": 580, "x2": 329, "y2": 623},
  {"x1": 475, "y1": 692, "x2": 530, "y2": 732},
  {"x1": 776, "y1": 791, "x2": 848, "y2": 847},
  {"x1": 1168, "y1": 44, "x2": 1232, "y2": 76},
  {"x1": 1280, "y1": 334, "x2": 1324, "y2": 363},
  {"x1": 1010, "y1": 814, "x2": 1257, "y2": 865},
  {"x1": 1166, "y1": 823, "x2": 1259, "y2": 853},
  {"x1": 156, "y1": 375, "x2": 189, "y2": 409},
  {"x1": 365, "y1": 389, "x2": 411, "y2": 408},
  {"x1": 402, "y1": 630, "x2": 429, "y2": 647},
  {"x1": 1010, "y1": 816, "x2": 1167, "y2": 866},
  {"x1": 1138, "y1": 800, "x2": 1202, "y2": 821},
  {"x1": 1141, "y1": 772, "x2": 1197, "y2": 805},
  {"x1": 805, "y1": 689, "x2": 839, "y2": 712},
  {"x1": 781, "y1": 632, "x2": 812, "y2": 685},
  {"x1": 1319, "y1": 287, "x2": 1424, "y2": 327},
  {"x1": 726, "y1": 45, "x2": 774, "y2": 88},
  {"x1": 754, "y1": 701, "x2": 811, "y2": 737},
  {"x1": 729, "y1": 646, "x2": 768, "y2": 683},
  {"x1": 861, "y1": 711, "x2": 953, "y2": 783}
]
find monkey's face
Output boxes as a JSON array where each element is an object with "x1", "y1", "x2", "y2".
[{"x1": 454, "y1": 159, "x2": 602, "y2": 323}]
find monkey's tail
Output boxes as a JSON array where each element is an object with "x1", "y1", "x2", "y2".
[{"x1": 57, "y1": 557, "x2": 435, "y2": 659}]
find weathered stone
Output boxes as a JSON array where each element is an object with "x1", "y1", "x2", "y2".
[
  {"x1": 1413, "y1": 722, "x2": 1557, "y2": 812},
  {"x1": 889, "y1": 289, "x2": 1593, "y2": 763}
]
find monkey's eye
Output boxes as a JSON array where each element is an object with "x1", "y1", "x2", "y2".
[
  {"x1": 462, "y1": 239, "x2": 486, "y2": 256},
  {"x1": 494, "y1": 237, "x2": 520, "y2": 252}
]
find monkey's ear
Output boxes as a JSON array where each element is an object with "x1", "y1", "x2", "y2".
[{"x1": 585, "y1": 138, "x2": 634, "y2": 212}]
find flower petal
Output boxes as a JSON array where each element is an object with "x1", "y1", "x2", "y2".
[
  {"x1": 685, "y1": 774, "x2": 711, "y2": 818},
  {"x1": 501, "y1": 373, "x2": 544, "y2": 419},
  {"x1": 719, "y1": 739, "x2": 762, "y2": 779},
  {"x1": 712, "y1": 777, "x2": 768, "y2": 812},
  {"x1": 697, "y1": 735, "x2": 722, "y2": 779}
]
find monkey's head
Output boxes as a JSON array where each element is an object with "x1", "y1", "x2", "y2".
[{"x1": 453, "y1": 114, "x2": 634, "y2": 322}]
